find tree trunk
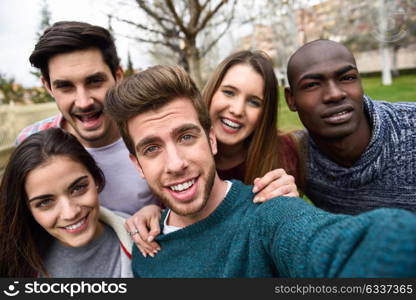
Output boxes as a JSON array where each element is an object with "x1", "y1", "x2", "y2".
[
  {"x1": 378, "y1": 0, "x2": 392, "y2": 86},
  {"x1": 186, "y1": 45, "x2": 204, "y2": 89},
  {"x1": 391, "y1": 45, "x2": 400, "y2": 77},
  {"x1": 380, "y1": 45, "x2": 392, "y2": 86}
]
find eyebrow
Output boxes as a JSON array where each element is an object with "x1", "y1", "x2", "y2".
[
  {"x1": 85, "y1": 72, "x2": 108, "y2": 83},
  {"x1": 135, "y1": 123, "x2": 202, "y2": 152},
  {"x1": 172, "y1": 123, "x2": 201, "y2": 137},
  {"x1": 28, "y1": 175, "x2": 88, "y2": 203},
  {"x1": 298, "y1": 65, "x2": 358, "y2": 84},
  {"x1": 52, "y1": 79, "x2": 72, "y2": 88},
  {"x1": 334, "y1": 65, "x2": 357, "y2": 76},
  {"x1": 220, "y1": 84, "x2": 264, "y2": 101},
  {"x1": 52, "y1": 72, "x2": 108, "y2": 88}
]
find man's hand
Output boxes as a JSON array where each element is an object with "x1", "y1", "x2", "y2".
[
  {"x1": 252, "y1": 168, "x2": 298, "y2": 202},
  {"x1": 125, "y1": 204, "x2": 162, "y2": 257}
]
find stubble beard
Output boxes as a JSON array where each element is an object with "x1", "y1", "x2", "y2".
[{"x1": 152, "y1": 161, "x2": 216, "y2": 217}]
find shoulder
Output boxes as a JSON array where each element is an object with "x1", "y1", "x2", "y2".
[
  {"x1": 99, "y1": 206, "x2": 133, "y2": 253},
  {"x1": 15, "y1": 114, "x2": 63, "y2": 145}
]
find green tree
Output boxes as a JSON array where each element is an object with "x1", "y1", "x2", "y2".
[
  {"x1": 0, "y1": 74, "x2": 24, "y2": 104},
  {"x1": 37, "y1": 0, "x2": 52, "y2": 38}
]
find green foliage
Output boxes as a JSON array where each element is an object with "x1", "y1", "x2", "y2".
[
  {"x1": 29, "y1": 86, "x2": 54, "y2": 104},
  {"x1": 0, "y1": 74, "x2": 24, "y2": 104},
  {"x1": 0, "y1": 73, "x2": 53, "y2": 104},
  {"x1": 37, "y1": 0, "x2": 52, "y2": 38}
]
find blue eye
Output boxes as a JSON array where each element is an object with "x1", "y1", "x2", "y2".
[
  {"x1": 180, "y1": 134, "x2": 194, "y2": 142},
  {"x1": 222, "y1": 89, "x2": 235, "y2": 97},
  {"x1": 248, "y1": 98, "x2": 262, "y2": 108},
  {"x1": 143, "y1": 145, "x2": 159, "y2": 155}
]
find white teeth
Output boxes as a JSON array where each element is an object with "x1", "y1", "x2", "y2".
[
  {"x1": 80, "y1": 114, "x2": 99, "y2": 122},
  {"x1": 170, "y1": 179, "x2": 195, "y2": 192},
  {"x1": 221, "y1": 118, "x2": 241, "y2": 129},
  {"x1": 65, "y1": 217, "x2": 85, "y2": 230},
  {"x1": 332, "y1": 111, "x2": 348, "y2": 117}
]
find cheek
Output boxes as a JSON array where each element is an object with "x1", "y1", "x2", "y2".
[
  {"x1": 246, "y1": 108, "x2": 262, "y2": 128},
  {"x1": 55, "y1": 97, "x2": 72, "y2": 114},
  {"x1": 138, "y1": 160, "x2": 160, "y2": 186},
  {"x1": 85, "y1": 189, "x2": 100, "y2": 208},
  {"x1": 209, "y1": 93, "x2": 226, "y2": 117},
  {"x1": 30, "y1": 209, "x2": 56, "y2": 231}
]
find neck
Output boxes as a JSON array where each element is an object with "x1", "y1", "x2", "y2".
[
  {"x1": 215, "y1": 142, "x2": 245, "y2": 170},
  {"x1": 311, "y1": 117, "x2": 371, "y2": 167},
  {"x1": 168, "y1": 174, "x2": 228, "y2": 228}
]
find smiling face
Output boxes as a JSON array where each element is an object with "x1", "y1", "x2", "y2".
[
  {"x1": 128, "y1": 97, "x2": 220, "y2": 224},
  {"x1": 285, "y1": 41, "x2": 366, "y2": 141},
  {"x1": 43, "y1": 48, "x2": 123, "y2": 148},
  {"x1": 209, "y1": 63, "x2": 264, "y2": 147},
  {"x1": 25, "y1": 155, "x2": 103, "y2": 247}
]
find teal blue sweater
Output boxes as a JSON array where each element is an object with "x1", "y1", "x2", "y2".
[{"x1": 132, "y1": 180, "x2": 416, "y2": 277}]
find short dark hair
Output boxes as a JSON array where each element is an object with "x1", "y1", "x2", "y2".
[
  {"x1": 29, "y1": 21, "x2": 120, "y2": 85},
  {"x1": 0, "y1": 128, "x2": 105, "y2": 277},
  {"x1": 105, "y1": 65, "x2": 211, "y2": 156}
]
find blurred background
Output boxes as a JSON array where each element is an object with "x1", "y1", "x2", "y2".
[{"x1": 1, "y1": 0, "x2": 415, "y2": 175}]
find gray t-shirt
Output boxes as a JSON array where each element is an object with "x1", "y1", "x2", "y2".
[
  {"x1": 43, "y1": 224, "x2": 121, "y2": 278},
  {"x1": 86, "y1": 138, "x2": 158, "y2": 215}
]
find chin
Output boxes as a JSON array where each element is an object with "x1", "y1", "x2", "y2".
[{"x1": 64, "y1": 233, "x2": 95, "y2": 248}]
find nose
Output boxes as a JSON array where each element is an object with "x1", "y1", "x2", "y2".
[
  {"x1": 74, "y1": 87, "x2": 94, "y2": 109},
  {"x1": 60, "y1": 198, "x2": 81, "y2": 221},
  {"x1": 228, "y1": 97, "x2": 245, "y2": 117},
  {"x1": 323, "y1": 81, "x2": 347, "y2": 103},
  {"x1": 165, "y1": 144, "x2": 189, "y2": 175}
]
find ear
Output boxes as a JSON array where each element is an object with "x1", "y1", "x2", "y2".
[
  {"x1": 41, "y1": 76, "x2": 54, "y2": 97},
  {"x1": 284, "y1": 87, "x2": 297, "y2": 112},
  {"x1": 115, "y1": 66, "x2": 124, "y2": 83},
  {"x1": 129, "y1": 153, "x2": 144, "y2": 178},
  {"x1": 208, "y1": 127, "x2": 218, "y2": 156}
]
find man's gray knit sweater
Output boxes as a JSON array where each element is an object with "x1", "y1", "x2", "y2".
[{"x1": 304, "y1": 96, "x2": 416, "y2": 214}]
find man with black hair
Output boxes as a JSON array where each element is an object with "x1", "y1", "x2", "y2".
[{"x1": 16, "y1": 21, "x2": 158, "y2": 216}]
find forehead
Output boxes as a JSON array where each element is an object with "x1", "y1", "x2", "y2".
[
  {"x1": 127, "y1": 97, "x2": 201, "y2": 141},
  {"x1": 290, "y1": 43, "x2": 356, "y2": 79},
  {"x1": 221, "y1": 64, "x2": 264, "y2": 93},
  {"x1": 47, "y1": 48, "x2": 110, "y2": 80},
  {"x1": 25, "y1": 156, "x2": 89, "y2": 194}
]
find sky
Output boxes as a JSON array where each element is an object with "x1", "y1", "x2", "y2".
[{"x1": 0, "y1": 0, "x2": 152, "y2": 87}]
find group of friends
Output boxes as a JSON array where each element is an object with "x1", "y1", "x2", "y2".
[{"x1": 0, "y1": 21, "x2": 416, "y2": 278}]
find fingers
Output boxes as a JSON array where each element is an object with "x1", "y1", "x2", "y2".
[
  {"x1": 125, "y1": 219, "x2": 152, "y2": 257},
  {"x1": 147, "y1": 216, "x2": 161, "y2": 243},
  {"x1": 252, "y1": 169, "x2": 286, "y2": 193},
  {"x1": 125, "y1": 205, "x2": 162, "y2": 257},
  {"x1": 254, "y1": 184, "x2": 299, "y2": 202},
  {"x1": 252, "y1": 169, "x2": 298, "y2": 202}
]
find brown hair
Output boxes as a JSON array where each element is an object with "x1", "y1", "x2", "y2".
[
  {"x1": 29, "y1": 21, "x2": 120, "y2": 86},
  {"x1": 202, "y1": 50, "x2": 284, "y2": 184},
  {"x1": 0, "y1": 128, "x2": 105, "y2": 277},
  {"x1": 105, "y1": 65, "x2": 211, "y2": 156}
]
